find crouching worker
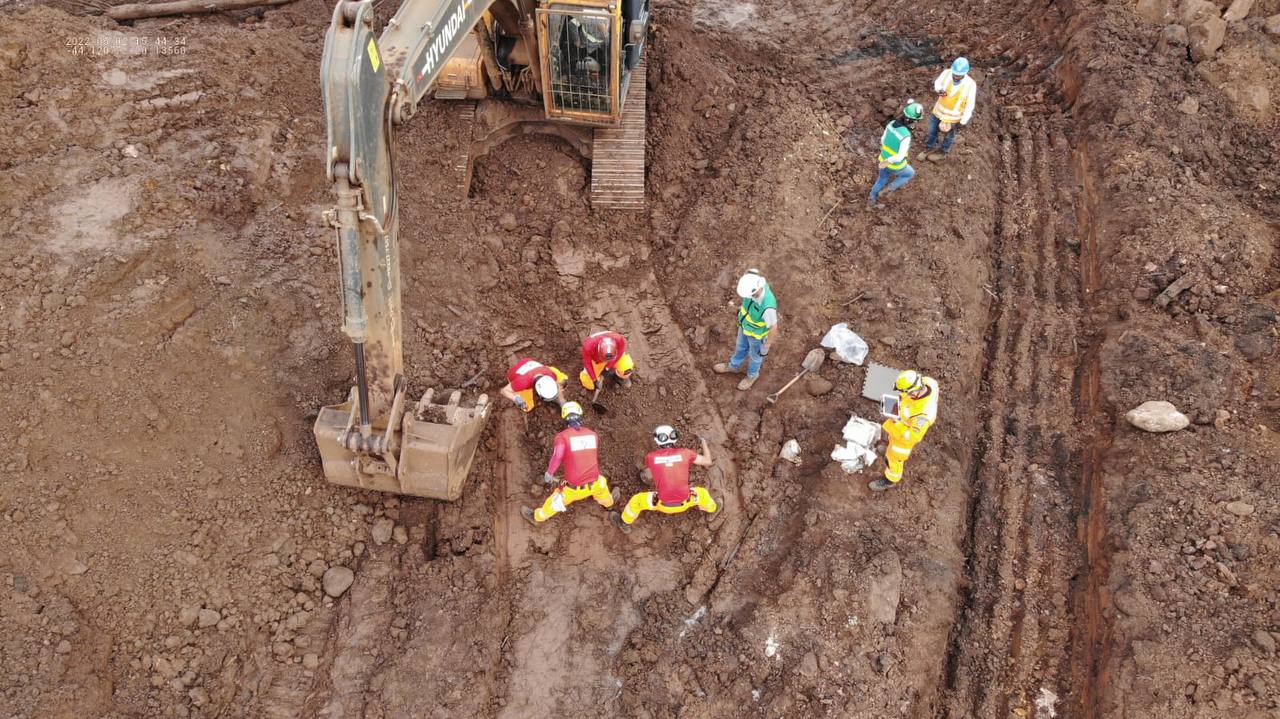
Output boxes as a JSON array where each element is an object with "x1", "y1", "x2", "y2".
[
  {"x1": 580, "y1": 330, "x2": 635, "y2": 391},
  {"x1": 612, "y1": 425, "x2": 718, "y2": 534},
  {"x1": 500, "y1": 356, "x2": 567, "y2": 412},
  {"x1": 522, "y1": 402, "x2": 619, "y2": 524}
]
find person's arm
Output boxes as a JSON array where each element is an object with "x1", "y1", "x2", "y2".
[
  {"x1": 581, "y1": 342, "x2": 599, "y2": 382},
  {"x1": 933, "y1": 68, "x2": 948, "y2": 94},
  {"x1": 500, "y1": 382, "x2": 525, "y2": 409},
  {"x1": 544, "y1": 435, "x2": 566, "y2": 482},
  {"x1": 693, "y1": 437, "x2": 714, "y2": 466},
  {"x1": 961, "y1": 82, "x2": 976, "y2": 125},
  {"x1": 761, "y1": 308, "x2": 779, "y2": 347}
]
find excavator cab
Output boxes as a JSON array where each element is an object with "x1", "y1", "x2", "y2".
[{"x1": 538, "y1": 0, "x2": 646, "y2": 125}]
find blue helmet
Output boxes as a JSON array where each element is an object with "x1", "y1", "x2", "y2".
[{"x1": 951, "y1": 57, "x2": 970, "y2": 76}]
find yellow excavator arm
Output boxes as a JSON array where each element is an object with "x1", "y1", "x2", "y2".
[{"x1": 314, "y1": 0, "x2": 498, "y2": 500}]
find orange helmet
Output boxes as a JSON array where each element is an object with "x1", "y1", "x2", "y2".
[{"x1": 598, "y1": 336, "x2": 618, "y2": 361}]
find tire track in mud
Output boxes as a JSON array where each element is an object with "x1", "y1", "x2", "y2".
[{"x1": 939, "y1": 116, "x2": 1085, "y2": 718}]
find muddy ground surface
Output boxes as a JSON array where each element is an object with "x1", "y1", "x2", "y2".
[{"x1": 0, "y1": 0, "x2": 1278, "y2": 716}]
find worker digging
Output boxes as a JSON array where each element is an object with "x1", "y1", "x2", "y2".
[
  {"x1": 871, "y1": 369, "x2": 940, "y2": 491},
  {"x1": 580, "y1": 329, "x2": 634, "y2": 390},
  {"x1": 923, "y1": 57, "x2": 978, "y2": 161},
  {"x1": 521, "y1": 402, "x2": 620, "y2": 525},
  {"x1": 867, "y1": 101, "x2": 924, "y2": 209},
  {"x1": 712, "y1": 269, "x2": 779, "y2": 391},
  {"x1": 612, "y1": 425, "x2": 718, "y2": 534},
  {"x1": 500, "y1": 356, "x2": 568, "y2": 412}
]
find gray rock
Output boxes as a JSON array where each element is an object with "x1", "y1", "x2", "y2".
[
  {"x1": 1188, "y1": 16, "x2": 1226, "y2": 61},
  {"x1": 1177, "y1": 96, "x2": 1200, "y2": 115},
  {"x1": 1267, "y1": 14, "x2": 1280, "y2": 34},
  {"x1": 55, "y1": 640, "x2": 72, "y2": 654},
  {"x1": 498, "y1": 212, "x2": 517, "y2": 231},
  {"x1": 1224, "y1": 501, "x2": 1254, "y2": 517},
  {"x1": 322, "y1": 566, "x2": 355, "y2": 598},
  {"x1": 1125, "y1": 401, "x2": 1190, "y2": 432},
  {"x1": 1252, "y1": 630, "x2": 1276, "y2": 654},
  {"x1": 392, "y1": 525, "x2": 409, "y2": 545},
  {"x1": 1222, "y1": 0, "x2": 1253, "y2": 21},
  {"x1": 1157, "y1": 24, "x2": 1189, "y2": 52},
  {"x1": 1235, "y1": 332, "x2": 1274, "y2": 361},
  {"x1": 302, "y1": 652, "x2": 320, "y2": 669},
  {"x1": 1136, "y1": 0, "x2": 1174, "y2": 22},
  {"x1": 178, "y1": 606, "x2": 200, "y2": 627},
  {"x1": 1179, "y1": 0, "x2": 1219, "y2": 26},
  {"x1": 799, "y1": 651, "x2": 818, "y2": 677},
  {"x1": 197, "y1": 609, "x2": 220, "y2": 628},
  {"x1": 371, "y1": 517, "x2": 394, "y2": 545},
  {"x1": 805, "y1": 377, "x2": 834, "y2": 396},
  {"x1": 867, "y1": 553, "x2": 903, "y2": 624}
]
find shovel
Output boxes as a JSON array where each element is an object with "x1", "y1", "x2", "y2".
[
  {"x1": 591, "y1": 382, "x2": 608, "y2": 414},
  {"x1": 765, "y1": 348, "x2": 826, "y2": 404}
]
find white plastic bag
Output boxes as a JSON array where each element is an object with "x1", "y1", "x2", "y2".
[
  {"x1": 820, "y1": 323, "x2": 869, "y2": 365},
  {"x1": 831, "y1": 443, "x2": 877, "y2": 473},
  {"x1": 842, "y1": 416, "x2": 881, "y2": 447}
]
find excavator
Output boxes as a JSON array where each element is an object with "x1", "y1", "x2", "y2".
[{"x1": 311, "y1": 0, "x2": 650, "y2": 499}]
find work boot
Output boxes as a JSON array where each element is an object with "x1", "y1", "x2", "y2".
[
  {"x1": 866, "y1": 198, "x2": 885, "y2": 210},
  {"x1": 610, "y1": 487, "x2": 621, "y2": 506},
  {"x1": 713, "y1": 362, "x2": 743, "y2": 374},
  {"x1": 610, "y1": 512, "x2": 632, "y2": 534},
  {"x1": 520, "y1": 506, "x2": 538, "y2": 525},
  {"x1": 927, "y1": 151, "x2": 945, "y2": 163},
  {"x1": 868, "y1": 478, "x2": 897, "y2": 492},
  {"x1": 737, "y1": 375, "x2": 759, "y2": 391},
  {"x1": 619, "y1": 376, "x2": 633, "y2": 388}
]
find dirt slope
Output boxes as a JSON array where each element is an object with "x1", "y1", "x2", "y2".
[{"x1": 0, "y1": 0, "x2": 1276, "y2": 717}]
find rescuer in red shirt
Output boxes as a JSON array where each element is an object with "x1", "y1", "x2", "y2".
[
  {"x1": 500, "y1": 356, "x2": 567, "y2": 412},
  {"x1": 521, "y1": 401, "x2": 619, "y2": 524},
  {"x1": 612, "y1": 424, "x2": 718, "y2": 533},
  {"x1": 579, "y1": 330, "x2": 635, "y2": 391}
]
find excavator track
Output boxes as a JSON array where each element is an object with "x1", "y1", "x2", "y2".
[{"x1": 590, "y1": 61, "x2": 646, "y2": 210}]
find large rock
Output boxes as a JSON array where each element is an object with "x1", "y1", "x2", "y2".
[
  {"x1": 322, "y1": 566, "x2": 355, "y2": 598},
  {"x1": 1188, "y1": 16, "x2": 1226, "y2": 60},
  {"x1": 1157, "y1": 24, "x2": 1189, "y2": 53},
  {"x1": 1179, "y1": 0, "x2": 1219, "y2": 26},
  {"x1": 866, "y1": 553, "x2": 903, "y2": 625},
  {"x1": 1137, "y1": 0, "x2": 1175, "y2": 22},
  {"x1": 1266, "y1": 14, "x2": 1280, "y2": 34},
  {"x1": 1126, "y1": 401, "x2": 1190, "y2": 432},
  {"x1": 1222, "y1": 0, "x2": 1252, "y2": 21}
]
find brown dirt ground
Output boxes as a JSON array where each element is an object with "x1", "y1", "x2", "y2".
[{"x1": 0, "y1": 0, "x2": 1277, "y2": 716}]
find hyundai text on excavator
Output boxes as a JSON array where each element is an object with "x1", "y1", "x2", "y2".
[{"x1": 311, "y1": 0, "x2": 649, "y2": 498}]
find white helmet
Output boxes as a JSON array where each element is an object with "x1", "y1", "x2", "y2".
[
  {"x1": 736, "y1": 269, "x2": 766, "y2": 299},
  {"x1": 534, "y1": 375, "x2": 559, "y2": 401},
  {"x1": 653, "y1": 424, "x2": 678, "y2": 447}
]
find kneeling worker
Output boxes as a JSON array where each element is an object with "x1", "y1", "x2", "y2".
[
  {"x1": 500, "y1": 356, "x2": 567, "y2": 412},
  {"x1": 613, "y1": 425, "x2": 718, "y2": 533},
  {"x1": 522, "y1": 402, "x2": 619, "y2": 524},
  {"x1": 580, "y1": 330, "x2": 634, "y2": 390}
]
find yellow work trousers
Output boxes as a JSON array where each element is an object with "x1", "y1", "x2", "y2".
[
  {"x1": 620, "y1": 488, "x2": 717, "y2": 525},
  {"x1": 533, "y1": 475, "x2": 615, "y2": 522},
  {"x1": 881, "y1": 419, "x2": 927, "y2": 484},
  {"x1": 579, "y1": 353, "x2": 635, "y2": 390}
]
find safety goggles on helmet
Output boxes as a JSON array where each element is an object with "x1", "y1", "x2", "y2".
[
  {"x1": 599, "y1": 337, "x2": 618, "y2": 361},
  {"x1": 903, "y1": 101, "x2": 924, "y2": 121},
  {"x1": 653, "y1": 424, "x2": 678, "y2": 447},
  {"x1": 534, "y1": 375, "x2": 559, "y2": 401},
  {"x1": 561, "y1": 401, "x2": 584, "y2": 421}
]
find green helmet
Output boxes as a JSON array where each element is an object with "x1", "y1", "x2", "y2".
[{"x1": 903, "y1": 101, "x2": 924, "y2": 121}]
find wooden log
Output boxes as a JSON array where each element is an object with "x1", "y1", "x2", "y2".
[{"x1": 107, "y1": 0, "x2": 294, "y2": 21}]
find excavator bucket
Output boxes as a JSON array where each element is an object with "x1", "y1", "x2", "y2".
[{"x1": 313, "y1": 389, "x2": 490, "y2": 500}]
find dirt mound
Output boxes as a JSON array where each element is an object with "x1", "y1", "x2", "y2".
[{"x1": 0, "y1": 0, "x2": 1277, "y2": 716}]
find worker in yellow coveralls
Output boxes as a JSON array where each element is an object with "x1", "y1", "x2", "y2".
[{"x1": 870, "y1": 370, "x2": 939, "y2": 491}]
